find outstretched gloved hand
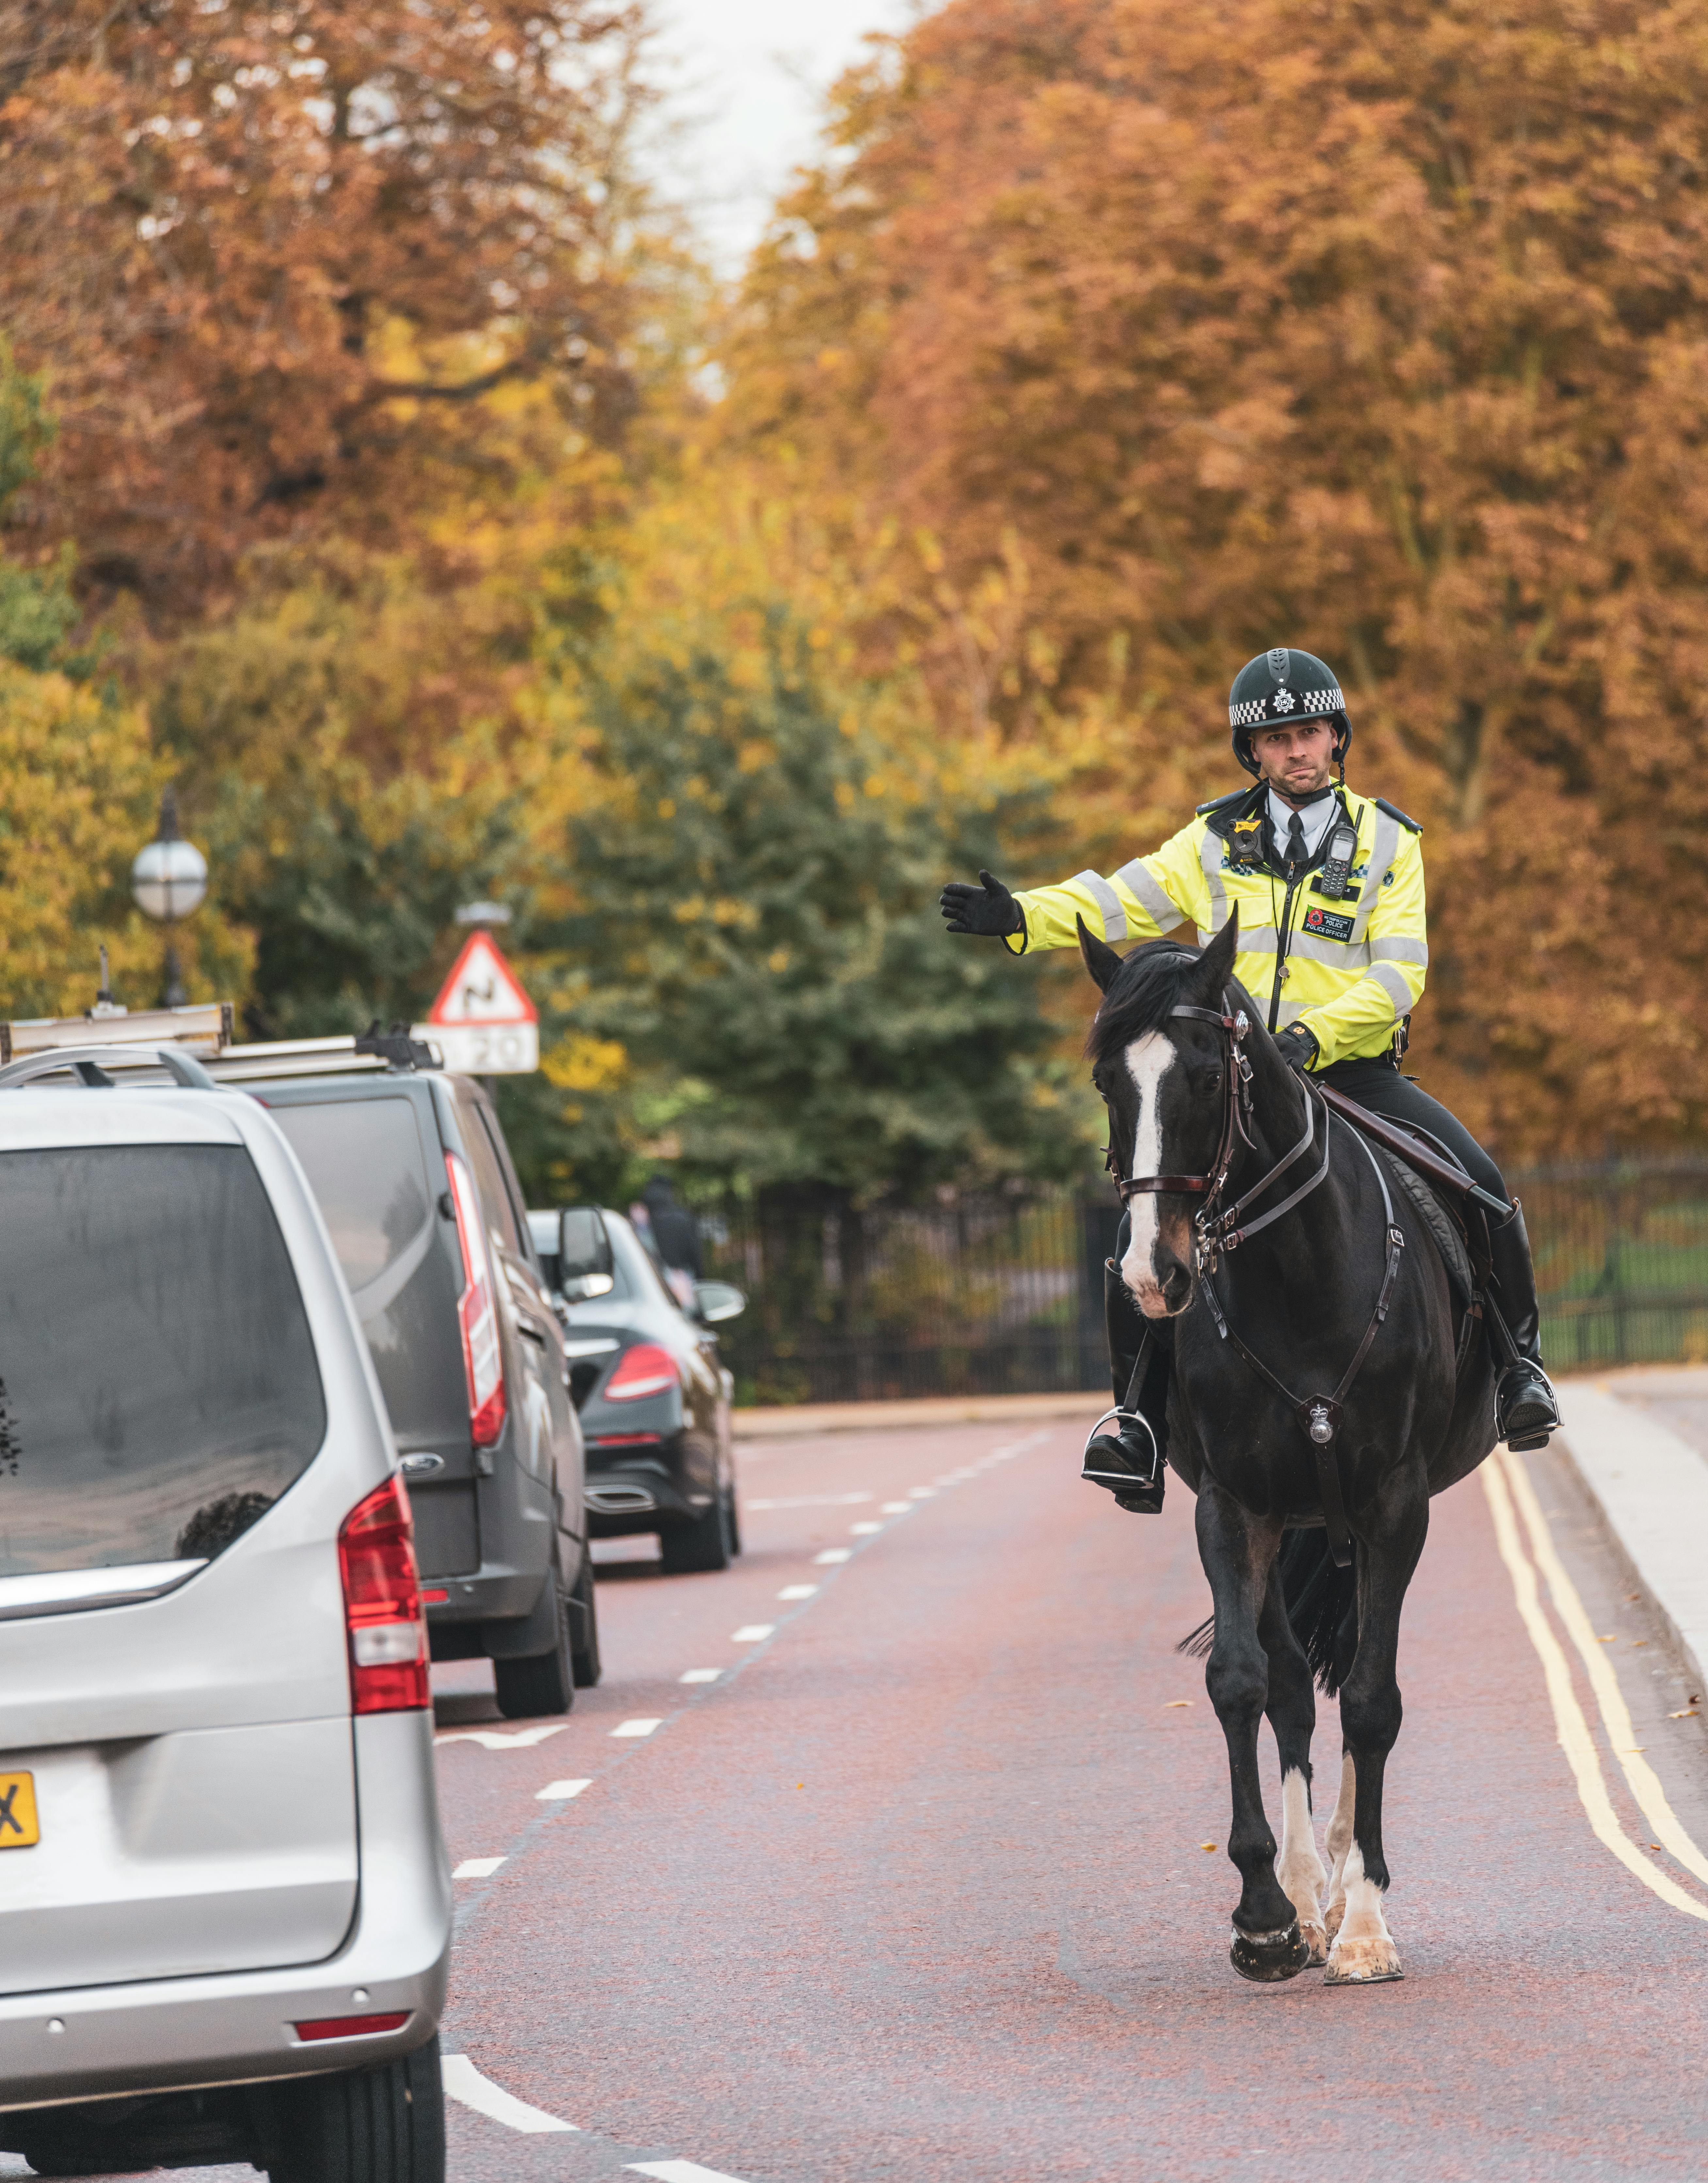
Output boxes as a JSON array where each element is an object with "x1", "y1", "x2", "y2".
[{"x1": 939, "y1": 870, "x2": 1024, "y2": 939}]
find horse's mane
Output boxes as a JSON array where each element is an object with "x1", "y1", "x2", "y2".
[{"x1": 1085, "y1": 940, "x2": 1205, "y2": 1067}]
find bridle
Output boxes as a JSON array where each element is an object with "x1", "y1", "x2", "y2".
[
  {"x1": 1107, "y1": 994, "x2": 1329, "y2": 1265},
  {"x1": 1099, "y1": 989, "x2": 1405, "y2": 1568}
]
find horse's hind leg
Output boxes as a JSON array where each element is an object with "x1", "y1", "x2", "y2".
[
  {"x1": 1260, "y1": 1562, "x2": 1328, "y2": 1964},
  {"x1": 1325, "y1": 1478, "x2": 1428, "y2": 1987},
  {"x1": 1196, "y1": 1485, "x2": 1309, "y2": 1983},
  {"x1": 1323, "y1": 1751, "x2": 1355, "y2": 1942}
]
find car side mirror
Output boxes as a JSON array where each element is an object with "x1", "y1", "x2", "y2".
[
  {"x1": 694, "y1": 1279, "x2": 745, "y2": 1325},
  {"x1": 558, "y1": 1207, "x2": 614, "y2": 1301}
]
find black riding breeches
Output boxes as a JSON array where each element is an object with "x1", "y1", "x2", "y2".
[{"x1": 1313, "y1": 1057, "x2": 1507, "y2": 1203}]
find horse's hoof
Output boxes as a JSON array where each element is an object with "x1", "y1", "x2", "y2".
[
  {"x1": 1229, "y1": 1920, "x2": 1312, "y2": 1983},
  {"x1": 1324, "y1": 1933, "x2": 1404, "y2": 1985}
]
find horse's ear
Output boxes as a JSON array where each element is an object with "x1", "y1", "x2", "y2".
[
  {"x1": 1077, "y1": 914, "x2": 1123, "y2": 993},
  {"x1": 1191, "y1": 907, "x2": 1240, "y2": 998}
]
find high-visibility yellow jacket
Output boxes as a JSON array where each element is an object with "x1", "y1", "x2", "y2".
[{"x1": 1009, "y1": 781, "x2": 1426, "y2": 1068}]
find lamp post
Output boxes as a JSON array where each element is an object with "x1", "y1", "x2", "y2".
[{"x1": 130, "y1": 786, "x2": 207, "y2": 1009}]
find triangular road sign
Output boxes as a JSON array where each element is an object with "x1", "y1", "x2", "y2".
[{"x1": 427, "y1": 931, "x2": 537, "y2": 1027}]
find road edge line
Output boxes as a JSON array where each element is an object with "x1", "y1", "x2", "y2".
[
  {"x1": 1498, "y1": 1446, "x2": 1708, "y2": 1890},
  {"x1": 441, "y1": 2052, "x2": 578, "y2": 2132},
  {"x1": 1479, "y1": 1458, "x2": 1708, "y2": 1924}
]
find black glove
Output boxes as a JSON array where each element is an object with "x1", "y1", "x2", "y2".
[
  {"x1": 939, "y1": 869, "x2": 1024, "y2": 939},
  {"x1": 1275, "y1": 1023, "x2": 1319, "y2": 1075}
]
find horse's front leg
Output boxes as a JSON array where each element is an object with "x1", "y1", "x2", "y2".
[
  {"x1": 1260, "y1": 1557, "x2": 1328, "y2": 1964},
  {"x1": 1325, "y1": 1476, "x2": 1428, "y2": 1987},
  {"x1": 1196, "y1": 1484, "x2": 1309, "y2": 1983}
]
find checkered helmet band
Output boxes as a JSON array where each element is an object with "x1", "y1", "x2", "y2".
[{"x1": 1229, "y1": 684, "x2": 1345, "y2": 730}]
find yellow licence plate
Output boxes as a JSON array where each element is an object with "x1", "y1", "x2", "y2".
[{"x1": 0, "y1": 1771, "x2": 39, "y2": 1850}]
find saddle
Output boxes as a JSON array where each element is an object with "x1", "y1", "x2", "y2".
[{"x1": 1362, "y1": 1136, "x2": 1491, "y2": 1379}]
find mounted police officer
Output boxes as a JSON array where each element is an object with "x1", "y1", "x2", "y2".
[{"x1": 940, "y1": 646, "x2": 1560, "y2": 1510}]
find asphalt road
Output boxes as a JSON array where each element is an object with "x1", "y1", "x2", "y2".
[{"x1": 22, "y1": 1407, "x2": 1708, "y2": 2181}]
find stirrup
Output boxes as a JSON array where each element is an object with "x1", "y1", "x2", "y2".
[
  {"x1": 1082, "y1": 1406, "x2": 1165, "y2": 1510},
  {"x1": 1498, "y1": 1363, "x2": 1560, "y2": 1453}
]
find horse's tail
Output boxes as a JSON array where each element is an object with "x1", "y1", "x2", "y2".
[
  {"x1": 1277, "y1": 1527, "x2": 1358, "y2": 1696},
  {"x1": 1174, "y1": 1528, "x2": 1359, "y2": 1696}
]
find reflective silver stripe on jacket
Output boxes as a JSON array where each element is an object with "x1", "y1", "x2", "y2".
[
  {"x1": 1199, "y1": 827, "x2": 1229, "y2": 934},
  {"x1": 1369, "y1": 935, "x2": 1428, "y2": 967},
  {"x1": 1112, "y1": 857, "x2": 1187, "y2": 937},
  {"x1": 1350, "y1": 809, "x2": 1401, "y2": 941},
  {"x1": 1073, "y1": 869, "x2": 1127, "y2": 944},
  {"x1": 1287, "y1": 932, "x2": 1371, "y2": 971},
  {"x1": 1367, "y1": 963, "x2": 1412, "y2": 1016},
  {"x1": 1233, "y1": 928, "x2": 1278, "y2": 955}
]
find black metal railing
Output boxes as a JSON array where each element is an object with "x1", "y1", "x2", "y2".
[{"x1": 700, "y1": 1158, "x2": 1708, "y2": 1406}]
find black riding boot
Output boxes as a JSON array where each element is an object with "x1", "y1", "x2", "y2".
[
  {"x1": 1488, "y1": 1198, "x2": 1560, "y2": 1450},
  {"x1": 1082, "y1": 1258, "x2": 1170, "y2": 1513}
]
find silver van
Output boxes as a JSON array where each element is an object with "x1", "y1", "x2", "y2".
[{"x1": 0, "y1": 1049, "x2": 450, "y2": 2178}]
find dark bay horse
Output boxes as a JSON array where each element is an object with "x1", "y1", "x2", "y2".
[{"x1": 1081, "y1": 910, "x2": 1496, "y2": 1983}]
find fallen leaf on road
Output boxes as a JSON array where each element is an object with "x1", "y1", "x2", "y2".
[
  {"x1": 1201, "y1": 1842, "x2": 1217, "y2": 1853},
  {"x1": 1164, "y1": 1700, "x2": 1193, "y2": 1708},
  {"x1": 1668, "y1": 1707, "x2": 1700, "y2": 1719}
]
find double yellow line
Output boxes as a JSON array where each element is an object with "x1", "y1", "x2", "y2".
[{"x1": 1482, "y1": 1447, "x2": 1708, "y2": 1922}]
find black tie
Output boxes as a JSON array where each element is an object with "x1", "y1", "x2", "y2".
[{"x1": 1286, "y1": 810, "x2": 1306, "y2": 875}]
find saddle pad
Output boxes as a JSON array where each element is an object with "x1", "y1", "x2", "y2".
[{"x1": 1376, "y1": 1145, "x2": 1474, "y2": 1310}]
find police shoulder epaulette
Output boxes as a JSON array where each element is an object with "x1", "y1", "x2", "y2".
[
  {"x1": 1374, "y1": 797, "x2": 1423, "y2": 835},
  {"x1": 1195, "y1": 788, "x2": 1249, "y2": 817}
]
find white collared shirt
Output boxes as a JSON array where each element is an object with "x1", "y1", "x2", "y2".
[{"x1": 1267, "y1": 787, "x2": 1338, "y2": 859}]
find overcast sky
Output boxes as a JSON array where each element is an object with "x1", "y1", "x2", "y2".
[{"x1": 645, "y1": 0, "x2": 920, "y2": 274}]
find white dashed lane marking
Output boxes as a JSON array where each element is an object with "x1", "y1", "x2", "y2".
[
  {"x1": 777, "y1": 1584, "x2": 818, "y2": 1601},
  {"x1": 436, "y1": 1724, "x2": 566, "y2": 1751},
  {"x1": 536, "y1": 1778, "x2": 592, "y2": 1801},
  {"x1": 814, "y1": 1548, "x2": 851, "y2": 1564},
  {"x1": 452, "y1": 1856, "x2": 506, "y2": 1879},
  {"x1": 441, "y1": 2054, "x2": 576, "y2": 2133},
  {"x1": 850, "y1": 1521, "x2": 882, "y2": 1535},
  {"x1": 879, "y1": 1502, "x2": 913, "y2": 1515},
  {"x1": 907, "y1": 1487, "x2": 936, "y2": 1499},
  {"x1": 627, "y1": 2163, "x2": 755, "y2": 2182},
  {"x1": 741, "y1": 1491, "x2": 872, "y2": 1510},
  {"x1": 612, "y1": 1718, "x2": 662, "y2": 1738},
  {"x1": 680, "y1": 1668, "x2": 722, "y2": 1683},
  {"x1": 732, "y1": 1623, "x2": 774, "y2": 1642}
]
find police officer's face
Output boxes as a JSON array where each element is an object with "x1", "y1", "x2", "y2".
[{"x1": 1252, "y1": 719, "x2": 1334, "y2": 800}]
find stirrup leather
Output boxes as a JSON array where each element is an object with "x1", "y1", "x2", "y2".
[{"x1": 1081, "y1": 1405, "x2": 1163, "y2": 1493}]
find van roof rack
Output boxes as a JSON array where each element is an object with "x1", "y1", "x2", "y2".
[{"x1": 0, "y1": 1005, "x2": 442, "y2": 1080}]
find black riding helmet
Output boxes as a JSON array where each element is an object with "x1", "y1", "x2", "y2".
[{"x1": 1228, "y1": 647, "x2": 1351, "y2": 779}]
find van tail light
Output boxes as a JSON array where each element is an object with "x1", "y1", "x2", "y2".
[
  {"x1": 604, "y1": 1341, "x2": 682, "y2": 1402},
  {"x1": 338, "y1": 1477, "x2": 429, "y2": 1714},
  {"x1": 445, "y1": 1151, "x2": 506, "y2": 1447}
]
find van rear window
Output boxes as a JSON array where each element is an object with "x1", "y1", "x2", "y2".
[{"x1": 0, "y1": 1145, "x2": 326, "y2": 1577}]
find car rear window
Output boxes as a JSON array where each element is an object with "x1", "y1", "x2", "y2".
[
  {"x1": 266, "y1": 1094, "x2": 468, "y2": 1449},
  {"x1": 0, "y1": 1144, "x2": 327, "y2": 1578}
]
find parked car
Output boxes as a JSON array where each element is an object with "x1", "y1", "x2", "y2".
[
  {"x1": 217, "y1": 1033, "x2": 598, "y2": 1716},
  {"x1": 0, "y1": 1041, "x2": 449, "y2": 2179},
  {"x1": 528, "y1": 1205, "x2": 746, "y2": 1573}
]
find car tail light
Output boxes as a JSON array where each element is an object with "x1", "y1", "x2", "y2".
[
  {"x1": 339, "y1": 1477, "x2": 429, "y2": 1714},
  {"x1": 295, "y1": 2011, "x2": 411, "y2": 2043},
  {"x1": 604, "y1": 1341, "x2": 681, "y2": 1402},
  {"x1": 445, "y1": 1151, "x2": 506, "y2": 1447}
]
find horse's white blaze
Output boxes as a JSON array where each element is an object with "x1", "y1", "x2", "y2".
[
  {"x1": 1276, "y1": 1766, "x2": 1328, "y2": 1961},
  {"x1": 1119, "y1": 1033, "x2": 1176, "y2": 1313},
  {"x1": 1324, "y1": 1841, "x2": 1402, "y2": 1983}
]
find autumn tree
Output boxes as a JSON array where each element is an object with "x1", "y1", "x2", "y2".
[
  {"x1": 726, "y1": 0, "x2": 1708, "y2": 1155},
  {"x1": 0, "y1": 0, "x2": 655, "y2": 619}
]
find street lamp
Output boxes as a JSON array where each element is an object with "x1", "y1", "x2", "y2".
[{"x1": 131, "y1": 786, "x2": 207, "y2": 1009}]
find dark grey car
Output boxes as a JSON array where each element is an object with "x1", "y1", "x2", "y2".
[
  {"x1": 234, "y1": 1059, "x2": 598, "y2": 1716},
  {"x1": 528, "y1": 1208, "x2": 743, "y2": 1574}
]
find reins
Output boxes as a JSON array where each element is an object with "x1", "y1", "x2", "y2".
[{"x1": 1102, "y1": 993, "x2": 1406, "y2": 1568}]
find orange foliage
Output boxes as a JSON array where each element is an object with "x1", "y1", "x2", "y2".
[
  {"x1": 0, "y1": 0, "x2": 644, "y2": 619},
  {"x1": 726, "y1": 0, "x2": 1708, "y2": 1156}
]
